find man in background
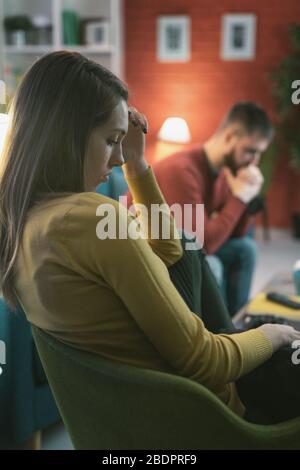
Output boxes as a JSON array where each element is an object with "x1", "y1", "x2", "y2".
[{"x1": 150, "y1": 102, "x2": 274, "y2": 316}]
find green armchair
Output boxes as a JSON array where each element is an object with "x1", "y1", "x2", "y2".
[{"x1": 32, "y1": 325, "x2": 300, "y2": 450}]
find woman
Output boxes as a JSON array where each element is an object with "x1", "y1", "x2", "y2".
[{"x1": 0, "y1": 51, "x2": 299, "y2": 423}]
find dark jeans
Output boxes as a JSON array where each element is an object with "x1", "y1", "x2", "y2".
[
  {"x1": 168, "y1": 235, "x2": 300, "y2": 425},
  {"x1": 208, "y1": 236, "x2": 257, "y2": 317}
]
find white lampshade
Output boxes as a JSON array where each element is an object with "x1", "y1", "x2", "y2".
[
  {"x1": 158, "y1": 117, "x2": 191, "y2": 144},
  {"x1": 0, "y1": 113, "x2": 9, "y2": 156}
]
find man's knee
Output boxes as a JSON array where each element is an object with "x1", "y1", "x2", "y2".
[
  {"x1": 216, "y1": 236, "x2": 257, "y2": 266},
  {"x1": 237, "y1": 237, "x2": 257, "y2": 265}
]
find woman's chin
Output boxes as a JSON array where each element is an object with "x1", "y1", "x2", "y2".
[{"x1": 100, "y1": 175, "x2": 109, "y2": 183}]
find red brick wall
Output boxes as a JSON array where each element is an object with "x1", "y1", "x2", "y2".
[{"x1": 124, "y1": 0, "x2": 300, "y2": 227}]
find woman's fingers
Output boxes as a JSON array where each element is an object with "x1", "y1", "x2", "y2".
[
  {"x1": 128, "y1": 107, "x2": 148, "y2": 134},
  {"x1": 141, "y1": 113, "x2": 148, "y2": 134},
  {"x1": 129, "y1": 107, "x2": 142, "y2": 127}
]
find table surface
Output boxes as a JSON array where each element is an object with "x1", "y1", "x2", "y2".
[{"x1": 233, "y1": 271, "x2": 296, "y2": 327}]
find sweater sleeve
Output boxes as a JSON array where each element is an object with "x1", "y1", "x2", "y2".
[
  {"x1": 62, "y1": 195, "x2": 273, "y2": 397},
  {"x1": 204, "y1": 195, "x2": 247, "y2": 254},
  {"x1": 123, "y1": 166, "x2": 183, "y2": 266},
  {"x1": 231, "y1": 212, "x2": 254, "y2": 238}
]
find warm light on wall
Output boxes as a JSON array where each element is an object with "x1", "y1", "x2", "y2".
[
  {"x1": 155, "y1": 116, "x2": 191, "y2": 162},
  {"x1": 0, "y1": 113, "x2": 9, "y2": 156},
  {"x1": 158, "y1": 117, "x2": 191, "y2": 143}
]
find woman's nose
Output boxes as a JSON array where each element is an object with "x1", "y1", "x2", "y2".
[{"x1": 110, "y1": 146, "x2": 125, "y2": 167}]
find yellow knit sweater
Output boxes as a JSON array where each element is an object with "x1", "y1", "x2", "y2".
[{"x1": 15, "y1": 167, "x2": 273, "y2": 416}]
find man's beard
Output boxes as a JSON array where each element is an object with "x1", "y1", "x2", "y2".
[{"x1": 224, "y1": 153, "x2": 238, "y2": 175}]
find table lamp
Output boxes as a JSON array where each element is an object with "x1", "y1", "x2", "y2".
[{"x1": 156, "y1": 116, "x2": 191, "y2": 162}]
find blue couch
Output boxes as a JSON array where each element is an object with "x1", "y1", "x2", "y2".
[
  {"x1": 96, "y1": 166, "x2": 128, "y2": 200},
  {"x1": 0, "y1": 298, "x2": 60, "y2": 448}
]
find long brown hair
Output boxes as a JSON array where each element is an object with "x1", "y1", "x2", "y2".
[{"x1": 0, "y1": 51, "x2": 128, "y2": 308}]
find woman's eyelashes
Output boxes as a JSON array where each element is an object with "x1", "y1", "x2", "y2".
[
  {"x1": 107, "y1": 134, "x2": 125, "y2": 147},
  {"x1": 107, "y1": 138, "x2": 119, "y2": 147}
]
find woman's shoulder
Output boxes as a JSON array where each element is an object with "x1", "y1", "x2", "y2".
[
  {"x1": 29, "y1": 191, "x2": 120, "y2": 217},
  {"x1": 61, "y1": 191, "x2": 126, "y2": 228},
  {"x1": 44, "y1": 190, "x2": 117, "y2": 206},
  {"x1": 62, "y1": 191, "x2": 119, "y2": 212},
  {"x1": 63, "y1": 191, "x2": 128, "y2": 219},
  {"x1": 25, "y1": 191, "x2": 128, "y2": 240}
]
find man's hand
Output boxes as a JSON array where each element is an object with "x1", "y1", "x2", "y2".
[
  {"x1": 236, "y1": 165, "x2": 264, "y2": 186},
  {"x1": 223, "y1": 165, "x2": 264, "y2": 204}
]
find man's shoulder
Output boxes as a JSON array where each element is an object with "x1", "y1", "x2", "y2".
[{"x1": 154, "y1": 144, "x2": 206, "y2": 174}]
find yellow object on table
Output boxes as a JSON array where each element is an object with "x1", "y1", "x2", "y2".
[{"x1": 246, "y1": 292, "x2": 300, "y2": 319}]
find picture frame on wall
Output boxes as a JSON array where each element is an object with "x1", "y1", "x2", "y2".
[
  {"x1": 221, "y1": 14, "x2": 256, "y2": 60},
  {"x1": 157, "y1": 15, "x2": 191, "y2": 62}
]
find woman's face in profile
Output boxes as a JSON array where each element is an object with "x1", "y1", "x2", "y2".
[{"x1": 85, "y1": 99, "x2": 128, "y2": 191}]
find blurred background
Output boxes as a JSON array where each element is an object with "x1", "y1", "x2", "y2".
[{"x1": 1, "y1": 0, "x2": 300, "y2": 229}]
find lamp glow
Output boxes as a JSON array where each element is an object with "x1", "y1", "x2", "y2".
[{"x1": 158, "y1": 117, "x2": 191, "y2": 144}]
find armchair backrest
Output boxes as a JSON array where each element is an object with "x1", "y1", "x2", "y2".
[{"x1": 32, "y1": 326, "x2": 248, "y2": 450}]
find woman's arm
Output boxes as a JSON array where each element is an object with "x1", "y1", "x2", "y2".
[
  {"x1": 121, "y1": 107, "x2": 183, "y2": 266},
  {"x1": 62, "y1": 195, "x2": 274, "y2": 396},
  {"x1": 123, "y1": 166, "x2": 183, "y2": 266}
]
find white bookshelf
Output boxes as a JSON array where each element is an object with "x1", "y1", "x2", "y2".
[
  {"x1": 0, "y1": 0, "x2": 124, "y2": 99},
  {"x1": 4, "y1": 44, "x2": 115, "y2": 54}
]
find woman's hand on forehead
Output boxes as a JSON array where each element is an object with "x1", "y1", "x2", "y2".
[
  {"x1": 128, "y1": 107, "x2": 148, "y2": 134},
  {"x1": 121, "y1": 106, "x2": 149, "y2": 177}
]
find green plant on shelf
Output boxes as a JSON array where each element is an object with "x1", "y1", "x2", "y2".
[{"x1": 4, "y1": 15, "x2": 33, "y2": 31}]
